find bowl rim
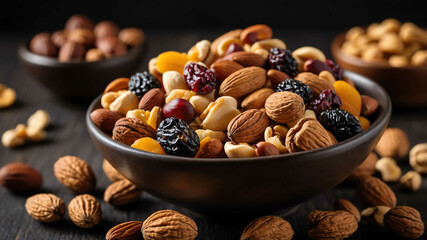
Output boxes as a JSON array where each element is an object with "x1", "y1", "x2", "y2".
[
  {"x1": 17, "y1": 37, "x2": 145, "y2": 67},
  {"x1": 86, "y1": 71, "x2": 392, "y2": 163},
  {"x1": 331, "y1": 32, "x2": 426, "y2": 71}
]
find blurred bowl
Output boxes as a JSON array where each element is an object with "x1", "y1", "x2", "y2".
[
  {"x1": 18, "y1": 39, "x2": 145, "y2": 101},
  {"x1": 86, "y1": 71, "x2": 391, "y2": 217},
  {"x1": 331, "y1": 32, "x2": 427, "y2": 108}
]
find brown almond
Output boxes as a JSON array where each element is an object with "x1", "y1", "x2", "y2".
[
  {"x1": 361, "y1": 95, "x2": 379, "y2": 117},
  {"x1": 90, "y1": 109, "x2": 123, "y2": 134},
  {"x1": 138, "y1": 88, "x2": 165, "y2": 111},
  {"x1": 222, "y1": 52, "x2": 266, "y2": 67},
  {"x1": 25, "y1": 193, "x2": 65, "y2": 223},
  {"x1": 286, "y1": 118, "x2": 334, "y2": 153},
  {"x1": 307, "y1": 210, "x2": 358, "y2": 239},
  {"x1": 142, "y1": 210, "x2": 198, "y2": 240},
  {"x1": 334, "y1": 199, "x2": 361, "y2": 222},
  {"x1": 254, "y1": 142, "x2": 280, "y2": 156},
  {"x1": 53, "y1": 156, "x2": 96, "y2": 193},
  {"x1": 112, "y1": 118, "x2": 157, "y2": 146},
  {"x1": 241, "y1": 215, "x2": 294, "y2": 240},
  {"x1": 267, "y1": 69, "x2": 291, "y2": 89},
  {"x1": 106, "y1": 221, "x2": 144, "y2": 240},
  {"x1": 357, "y1": 176, "x2": 397, "y2": 208},
  {"x1": 265, "y1": 91, "x2": 305, "y2": 124},
  {"x1": 195, "y1": 138, "x2": 223, "y2": 158},
  {"x1": 294, "y1": 72, "x2": 334, "y2": 96},
  {"x1": 0, "y1": 162, "x2": 42, "y2": 192},
  {"x1": 219, "y1": 66, "x2": 266, "y2": 99},
  {"x1": 104, "y1": 179, "x2": 142, "y2": 207},
  {"x1": 102, "y1": 159, "x2": 124, "y2": 182},
  {"x1": 210, "y1": 60, "x2": 244, "y2": 82},
  {"x1": 104, "y1": 77, "x2": 130, "y2": 93},
  {"x1": 227, "y1": 109, "x2": 270, "y2": 144},
  {"x1": 240, "y1": 24, "x2": 273, "y2": 45},
  {"x1": 241, "y1": 88, "x2": 275, "y2": 110},
  {"x1": 384, "y1": 206, "x2": 424, "y2": 239},
  {"x1": 68, "y1": 194, "x2": 102, "y2": 229}
]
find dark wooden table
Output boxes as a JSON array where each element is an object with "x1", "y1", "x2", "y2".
[{"x1": 0, "y1": 29, "x2": 426, "y2": 240}]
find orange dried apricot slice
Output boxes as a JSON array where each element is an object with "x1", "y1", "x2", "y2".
[
  {"x1": 131, "y1": 137, "x2": 165, "y2": 154},
  {"x1": 333, "y1": 80, "x2": 362, "y2": 116},
  {"x1": 156, "y1": 51, "x2": 189, "y2": 74},
  {"x1": 357, "y1": 116, "x2": 370, "y2": 131}
]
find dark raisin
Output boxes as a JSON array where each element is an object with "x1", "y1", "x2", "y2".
[
  {"x1": 325, "y1": 59, "x2": 344, "y2": 80},
  {"x1": 268, "y1": 48, "x2": 298, "y2": 77},
  {"x1": 129, "y1": 71, "x2": 161, "y2": 99},
  {"x1": 276, "y1": 79, "x2": 313, "y2": 104},
  {"x1": 184, "y1": 62, "x2": 217, "y2": 95},
  {"x1": 156, "y1": 117, "x2": 200, "y2": 157},
  {"x1": 318, "y1": 109, "x2": 362, "y2": 141},
  {"x1": 310, "y1": 89, "x2": 342, "y2": 114}
]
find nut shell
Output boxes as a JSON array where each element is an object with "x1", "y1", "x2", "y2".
[
  {"x1": 96, "y1": 36, "x2": 127, "y2": 58},
  {"x1": 112, "y1": 118, "x2": 157, "y2": 145},
  {"x1": 357, "y1": 176, "x2": 397, "y2": 208},
  {"x1": 53, "y1": 155, "x2": 96, "y2": 193},
  {"x1": 333, "y1": 199, "x2": 361, "y2": 222},
  {"x1": 0, "y1": 162, "x2": 42, "y2": 192},
  {"x1": 25, "y1": 193, "x2": 65, "y2": 223},
  {"x1": 241, "y1": 215, "x2": 294, "y2": 240},
  {"x1": 65, "y1": 14, "x2": 94, "y2": 30},
  {"x1": 307, "y1": 210, "x2": 358, "y2": 240},
  {"x1": 265, "y1": 91, "x2": 305, "y2": 124},
  {"x1": 227, "y1": 109, "x2": 270, "y2": 144},
  {"x1": 68, "y1": 194, "x2": 102, "y2": 229},
  {"x1": 104, "y1": 179, "x2": 142, "y2": 207},
  {"x1": 142, "y1": 210, "x2": 198, "y2": 240},
  {"x1": 94, "y1": 20, "x2": 119, "y2": 39},
  {"x1": 102, "y1": 159, "x2": 124, "y2": 182},
  {"x1": 384, "y1": 206, "x2": 424, "y2": 239},
  {"x1": 106, "y1": 221, "x2": 144, "y2": 240},
  {"x1": 375, "y1": 128, "x2": 410, "y2": 160},
  {"x1": 29, "y1": 32, "x2": 57, "y2": 57}
]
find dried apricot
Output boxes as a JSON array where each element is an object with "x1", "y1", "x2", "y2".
[
  {"x1": 333, "y1": 80, "x2": 362, "y2": 116},
  {"x1": 156, "y1": 51, "x2": 189, "y2": 74},
  {"x1": 357, "y1": 116, "x2": 370, "y2": 131},
  {"x1": 131, "y1": 137, "x2": 165, "y2": 154}
]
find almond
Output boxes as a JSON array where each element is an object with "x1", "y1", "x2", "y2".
[
  {"x1": 104, "y1": 78, "x2": 130, "y2": 94},
  {"x1": 357, "y1": 176, "x2": 397, "y2": 208},
  {"x1": 307, "y1": 210, "x2": 358, "y2": 239},
  {"x1": 210, "y1": 60, "x2": 244, "y2": 82},
  {"x1": 138, "y1": 88, "x2": 165, "y2": 111},
  {"x1": 104, "y1": 178, "x2": 142, "y2": 207},
  {"x1": 227, "y1": 109, "x2": 270, "y2": 144},
  {"x1": 90, "y1": 108, "x2": 123, "y2": 134},
  {"x1": 267, "y1": 69, "x2": 290, "y2": 89},
  {"x1": 254, "y1": 141, "x2": 280, "y2": 156},
  {"x1": 241, "y1": 88, "x2": 275, "y2": 110},
  {"x1": 222, "y1": 52, "x2": 266, "y2": 67},
  {"x1": 0, "y1": 162, "x2": 42, "y2": 192},
  {"x1": 285, "y1": 118, "x2": 334, "y2": 152},
  {"x1": 333, "y1": 199, "x2": 361, "y2": 222},
  {"x1": 106, "y1": 221, "x2": 144, "y2": 240},
  {"x1": 294, "y1": 72, "x2": 334, "y2": 96},
  {"x1": 219, "y1": 66, "x2": 266, "y2": 98}
]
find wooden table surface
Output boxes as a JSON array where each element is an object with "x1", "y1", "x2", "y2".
[{"x1": 0, "y1": 29, "x2": 426, "y2": 240}]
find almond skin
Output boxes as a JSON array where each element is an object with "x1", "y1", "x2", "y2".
[
  {"x1": 0, "y1": 162, "x2": 42, "y2": 192},
  {"x1": 106, "y1": 221, "x2": 144, "y2": 240},
  {"x1": 241, "y1": 88, "x2": 275, "y2": 110},
  {"x1": 138, "y1": 88, "x2": 165, "y2": 111},
  {"x1": 90, "y1": 109, "x2": 123, "y2": 134},
  {"x1": 294, "y1": 72, "x2": 334, "y2": 97},
  {"x1": 104, "y1": 77, "x2": 130, "y2": 93},
  {"x1": 227, "y1": 109, "x2": 270, "y2": 144},
  {"x1": 222, "y1": 52, "x2": 266, "y2": 67},
  {"x1": 357, "y1": 176, "x2": 397, "y2": 208},
  {"x1": 219, "y1": 66, "x2": 266, "y2": 99},
  {"x1": 210, "y1": 60, "x2": 244, "y2": 82},
  {"x1": 267, "y1": 69, "x2": 290, "y2": 89}
]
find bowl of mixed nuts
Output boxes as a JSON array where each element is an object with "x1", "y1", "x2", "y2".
[
  {"x1": 18, "y1": 14, "x2": 146, "y2": 101},
  {"x1": 331, "y1": 18, "x2": 427, "y2": 108},
  {"x1": 87, "y1": 24, "x2": 392, "y2": 216}
]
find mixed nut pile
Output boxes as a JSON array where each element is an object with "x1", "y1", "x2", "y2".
[
  {"x1": 341, "y1": 18, "x2": 427, "y2": 67},
  {"x1": 29, "y1": 14, "x2": 145, "y2": 62},
  {"x1": 92, "y1": 24, "x2": 379, "y2": 158}
]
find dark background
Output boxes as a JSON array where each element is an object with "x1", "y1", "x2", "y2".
[{"x1": 1, "y1": 0, "x2": 426, "y2": 34}]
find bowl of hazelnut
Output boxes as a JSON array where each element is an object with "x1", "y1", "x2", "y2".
[
  {"x1": 331, "y1": 18, "x2": 427, "y2": 108},
  {"x1": 18, "y1": 14, "x2": 146, "y2": 101},
  {"x1": 87, "y1": 24, "x2": 392, "y2": 217}
]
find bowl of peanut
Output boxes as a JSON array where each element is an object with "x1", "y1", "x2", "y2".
[
  {"x1": 331, "y1": 18, "x2": 427, "y2": 108},
  {"x1": 87, "y1": 24, "x2": 391, "y2": 217},
  {"x1": 18, "y1": 14, "x2": 146, "y2": 101}
]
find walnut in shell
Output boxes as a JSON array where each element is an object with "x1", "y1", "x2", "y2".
[
  {"x1": 25, "y1": 193, "x2": 65, "y2": 223},
  {"x1": 241, "y1": 215, "x2": 294, "y2": 240},
  {"x1": 384, "y1": 206, "x2": 424, "y2": 239},
  {"x1": 68, "y1": 194, "x2": 102, "y2": 229},
  {"x1": 53, "y1": 155, "x2": 96, "y2": 193},
  {"x1": 142, "y1": 210, "x2": 198, "y2": 240},
  {"x1": 307, "y1": 210, "x2": 358, "y2": 239},
  {"x1": 265, "y1": 91, "x2": 305, "y2": 124},
  {"x1": 112, "y1": 118, "x2": 157, "y2": 145}
]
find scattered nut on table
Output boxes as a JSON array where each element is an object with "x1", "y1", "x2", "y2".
[{"x1": 0, "y1": 83, "x2": 16, "y2": 108}]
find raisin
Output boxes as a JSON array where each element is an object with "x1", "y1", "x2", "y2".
[
  {"x1": 129, "y1": 71, "x2": 161, "y2": 99},
  {"x1": 310, "y1": 89, "x2": 342, "y2": 114},
  {"x1": 268, "y1": 48, "x2": 298, "y2": 77},
  {"x1": 156, "y1": 117, "x2": 200, "y2": 157},
  {"x1": 276, "y1": 79, "x2": 313, "y2": 104},
  {"x1": 325, "y1": 59, "x2": 344, "y2": 80},
  {"x1": 319, "y1": 109, "x2": 362, "y2": 141},
  {"x1": 184, "y1": 63, "x2": 217, "y2": 95}
]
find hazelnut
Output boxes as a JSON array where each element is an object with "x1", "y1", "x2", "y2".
[
  {"x1": 375, "y1": 128, "x2": 410, "y2": 160},
  {"x1": 51, "y1": 30, "x2": 68, "y2": 48},
  {"x1": 85, "y1": 48, "x2": 105, "y2": 62},
  {"x1": 94, "y1": 20, "x2": 119, "y2": 40},
  {"x1": 29, "y1": 32, "x2": 57, "y2": 57},
  {"x1": 96, "y1": 37, "x2": 127, "y2": 58},
  {"x1": 64, "y1": 14, "x2": 94, "y2": 30},
  {"x1": 118, "y1": 27, "x2": 145, "y2": 47},
  {"x1": 67, "y1": 28, "x2": 95, "y2": 47},
  {"x1": 58, "y1": 41, "x2": 86, "y2": 62}
]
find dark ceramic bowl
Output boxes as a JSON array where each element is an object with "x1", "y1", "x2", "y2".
[
  {"x1": 18, "y1": 39, "x2": 145, "y2": 101},
  {"x1": 86, "y1": 71, "x2": 391, "y2": 217},
  {"x1": 331, "y1": 32, "x2": 427, "y2": 108}
]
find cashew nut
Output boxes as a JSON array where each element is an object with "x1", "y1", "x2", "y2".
[
  {"x1": 399, "y1": 22, "x2": 427, "y2": 46},
  {"x1": 188, "y1": 40, "x2": 215, "y2": 66},
  {"x1": 165, "y1": 89, "x2": 197, "y2": 103},
  {"x1": 292, "y1": 46, "x2": 326, "y2": 72},
  {"x1": 378, "y1": 33, "x2": 404, "y2": 54},
  {"x1": 200, "y1": 96, "x2": 240, "y2": 131},
  {"x1": 224, "y1": 142, "x2": 255, "y2": 158},
  {"x1": 361, "y1": 206, "x2": 391, "y2": 227},
  {"x1": 411, "y1": 50, "x2": 427, "y2": 66},
  {"x1": 1, "y1": 124, "x2": 26, "y2": 147},
  {"x1": 27, "y1": 109, "x2": 50, "y2": 131},
  {"x1": 195, "y1": 129, "x2": 227, "y2": 142},
  {"x1": 409, "y1": 143, "x2": 427, "y2": 174},
  {"x1": 162, "y1": 71, "x2": 188, "y2": 95},
  {"x1": 345, "y1": 26, "x2": 365, "y2": 42},
  {"x1": 375, "y1": 157, "x2": 402, "y2": 182},
  {"x1": 189, "y1": 94, "x2": 214, "y2": 114},
  {"x1": 250, "y1": 39, "x2": 286, "y2": 53},
  {"x1": 109, "y1": 90, "x2": 139, "y2": 115},
  {"x1": 264, "y1": 125, "x2": 289, "y2": 153}
]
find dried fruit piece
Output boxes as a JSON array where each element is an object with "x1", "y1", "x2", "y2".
[
  {"x1": 310, "y1": 89, "x2": 342, "y2": 115},
  {"x1": 357, "y1": 176, "x2": 397, "y2": 208},
  {"x1": 131, "y1": 137, "x2": 165, "y2": 154},
  {"x1": 129, "y1": 71, "x2": 161, "y2": 99},
  {"x1": 104, "y1": 179, "x2": 142, "y2": 207},
  {"x1": 53, "y1": 156, "x2": 96, "y2": 193},
  {"x1": 276, "y1": 78, "x2": 313, "y2": 104},
  {"x1": 241, "y1": 215, "x2": 294, "y2": 240},
  {"x1": 357, "y1": 116, "x2": 370, "y2": 131},
  {"x1": 25, "y1": 193, "x2": 65, "y2": 223},
  {"x1": 325, "y1": 59, "x2": 344, "y2": 80},
  {"x1": 319, "y1": 109, "x2": 362, "y2": 141},
  {"x1": 156, "y1": 51, "x2": 189, "y2": 74},
  {"x1": 68, "y1": 194, "x2": 102, "y2": 229},
  {"x1": 106, "y1": 221, "x2": 144, "y2": 240},
  {"x1": 333, "y1": 80, "x2": 362, "y2": 116},
  {"x1": 184, "y1": 63, "x2": 217, "y2": 94},
  {"x1": 0, "y1": 162, "x2": 42, "y2": 192},
  {"x1": 384, "y1": 206, "x2": 424, "y2": 239},
  {"x1": 268, "y1": 48, "x2": 298, "y2": 77},
  {"x1": 142, "y1": 209, "x2": 198, "y2": 240},
  {"x1": 163, "y1": 98, "x2": 196, "y2": 123},
  {"x1": 307, "y1": 210, "x2": 358, "y2": 240}
]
